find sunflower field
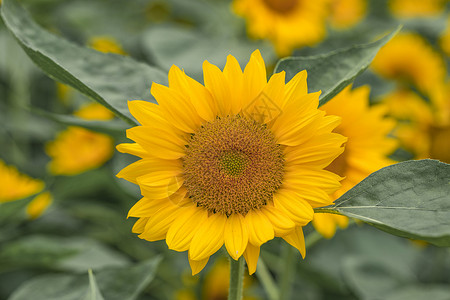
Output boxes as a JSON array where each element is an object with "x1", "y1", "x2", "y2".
[{"x1": 0, "y1": 0, "x2": 449, "y2": 299}]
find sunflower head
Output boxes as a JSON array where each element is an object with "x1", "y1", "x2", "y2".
[
  {"x1": 232, "y1": 0, "x2": 330, "y2": 56},
  {"x1": 371, "y1": 33, "x2": 445, "y2": 95},
  {"x1": 117, "y1": 50, "x2": 346, "y2": 275},
  {"x1": 0, "y1": 159, "x2": 44, "y2": 203}
]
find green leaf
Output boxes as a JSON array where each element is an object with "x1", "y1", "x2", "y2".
[
  {"x1": 0, "y1": 0, "x2": 167, "y2": 126},
  {"x1": 0, "y1": 235, "x2": 130, "y2": 272},
  {"x1": 8, "y1": 258, "x2": 162, "y2": 300},
  {"x1": 384, "y1": 285, "x2": 450, "y2": 300},
  {"x1": 31, "y1": 107, "x2": 128, "y2": 136},
  {"x1": 274, "y1": 26, "x2": 400, "y2": 107},
  {"x1": 84, "y1": 270, "x2": 105, "y2": 300},
  {"x1": 315, "y1": 160, "x2": 450, "y2": 246},
  {"x1": 342, "y1": 257, "x2": 415, "y2": 299}
]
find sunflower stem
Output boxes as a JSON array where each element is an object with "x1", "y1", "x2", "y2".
[
  {"x1": 228, "y1": 256, "x2": 245, "y2": 300},
  {"x1": 256, "y1": 258, "x2": 279, "y2": 300},
  {"x1": 279, "y1": 244, "x2": 296, "y2": 300}
]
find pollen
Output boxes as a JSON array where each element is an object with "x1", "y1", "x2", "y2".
[{"x1": 183, "y1": 115, "x2": 285, "y2": 216}]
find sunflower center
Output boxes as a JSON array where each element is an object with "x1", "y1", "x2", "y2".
[
  {"x1": 183, "y1": 115, "x2": 284, "y2": 216},
  {"x1": 262, "y1": 0, "x2": 299, "y2": 14}
]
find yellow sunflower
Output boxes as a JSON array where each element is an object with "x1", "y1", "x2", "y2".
[
  {"x1": 383, "y1": 84, "x2": 450, "y2": 163},
  {"x1": 88, "y1": 36, "x2": 127, "y2": 55},
  {"x1": 0, "y1": 159, "x2": 44, "y2": 203},
  {"x1": 440, "y1": 17, "x2": 450, "y2": 56},
  {"x1": 26, "y1": 191, "x2": 53, "y2": 219},
  {"x1": 328, "y1": 0, "x2": 367, "y2": 29},
  {"x1": 371, "y1": 33, "x2": 446, "y2": 96},
  {"x1": 388, "y1": 0, "x2": 448, "y2": 18},
  {"x1": 46, "y1": 103, "x2": 115, "y2": 175},
  {"x1": 116, "y1": 50, "x2": 346, "y2": 275},
  {"x1": 232, "y1": 0, "x2": 331, "y2": 56},
  {"x1": 313, "y1": 86, "x2": 397, "y2": 238}
]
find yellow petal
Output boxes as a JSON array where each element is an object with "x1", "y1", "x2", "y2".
[
  {"x1": 116, "y1": 143, "x2": 149, "y2": 158},
  {"x1": 284, "y1": 70, "x2": 308, "y2": 107},
  {"x1": 260, "y1": 204, "x2": 295, "y2": 236},
  {"x1": 189, "y1": 213, "x2": 227, "y2": 261},
  {"x1": 188, "y1": 257, "x2": 209, "y2": 276},
  {"x1": 116, "y1": 157, "x2": 182, "y2": 184},
  {"x1": 132, "y1": 217, "x2": 149, "y2": 234},
  {"x1": 273, "y1": 190, "x2": 314, "y2": 226},
  {"x1": 139, "y1": 176, "x2": 185, "y2": 199},
  {"x1": 151, "y1": 82, "x2": 202, "y2": 133},
  {"x1": 128, "y1": 100, "x2": 165, "y2": 126},
  {"x1": 166, "y1": 206, "x2": 208, "y2": 252},
  {"x1": 244, "y1": 71, "x2": 285, "y2": 124},
  {"x1": 243, "y1": 50, "x2": 267, "y2": 108},
  {"x1": 244, "y1": 209, "x2": 274, "y2": 246},
  {"x1": 282, "y1": 168, "x2": 343, "y2": 195},
  {"x1": 223, "y1": 54, "x2": 244, "y2": 115},
  {"x1": 139, "y1": 203, "x2": 180, "y2": 241},
  {"x1": 282, "y1": 227, "x2": 306, "y2": 258},
  {"x1": 203, "y1": 60, "x2": 231, "y2": 116},
  {"x1": 243, "y1": 243, "x2": 260, "y2": 275},
  {"x1": 224, "y1": 214, "x2": 249, "y2": 260},
  {"x1": 312, "y1": 213, "x2": 338, "y2": 239},
  {"x1": 126, "y1": 126, "x2": 186, "y2": 160},
  {"x1": 169, "y1": 65, "x2": 217, "y2": 121}
]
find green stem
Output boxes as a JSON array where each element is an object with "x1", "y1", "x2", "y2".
[
  {"x1": 228, "y1": 257, "x2": 245, "y2": 300},
  {"x1": 256, "y1": 258, "x2": 279, "y2": 300},
  {"x1": 279, "y1": 244, "x2": 296, "y2": 300}
]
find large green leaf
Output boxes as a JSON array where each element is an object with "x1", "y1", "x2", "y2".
[
  {"x1": 0, "y1": 0, "x2": 168, "y2": 126},
  {"x1": 315, "y1": 160, "x2": 450, "y2": 246},
  {"x1": 8, "y1": 258, "x2": 162, "y2": 300},
  {"x1": 0, "y1": 236, "x2": 130, "y2": 272},
  {"x1": 274, "y1": 26, "x2": 400, "y2": 107}
]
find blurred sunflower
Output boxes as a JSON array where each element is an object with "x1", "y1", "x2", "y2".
[
  {"x1": 328, "y1": 0, "x2": 367, "y2": 29},
  {"x1": 232, "y1": 0, "x2": 330, "y2": 56},
  {"x1": 46, "y1": 103, "x2": 115, "y2": 175},
  {"x1": 88, "y1": 36, "x2": 127, "y2": 55},
  {"x1": 371, "y1": 33, "x2": 446, "y2": 96},
  {"x1": 382, "y1": 84, "x2": 450, "y2": 163},
  {"x1": 0, "y1": 159, "x2": 44, "y2": 203},
  {"x1": 440, "y1": 17, "x2": 450, "y2": 56},
  {"x1": 117, "y1": 50, "x2": 346, "y2": 275},
  {"x1": 313, "y1": 86, "x2": 397, "y2": 238},
  {"x1": 388, "y1": 0, "x2": 448, "y2": 18},
  {"x1": 26, "y1": 191, "x2": 53, "y2": 220}
]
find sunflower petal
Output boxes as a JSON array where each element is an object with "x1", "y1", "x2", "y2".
[
  {"x1": 245, "y1": 210, "x2": 274, "y2": 246},
  {"x1": 189, "y1": 213, "x2": 227, "y2": 261},
  {"x1": 282, "y1": 227, "x2": 306, "y2": 258},
  {"x1": 273, "y1": 190, "x2": 314, "y2": 226},
  {"x1": 203, "y1": 60, "x2": 231, "y2": 116},
  {"x1": 260, "y1": 204, "x2": 296, "y2": 236},
  {"x1": 166, "y1": 206, "x2": 207, "y2": 252},
  {"x1": 223, "y1": 54, "x2": 244, "y2": 115},
  {"x1": 188, "y1": 257, "x2": 209, "y2": 276},
  {"x1": 243, "y1": 243, "x2": 260, "y2": 275},
  {"x1": 224, "y1": 214, "x2": 249, "y2": 260}
]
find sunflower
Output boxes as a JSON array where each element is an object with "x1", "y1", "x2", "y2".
[
  {"x1": 388, "y1": 0, "x2": 447, "y2": 18},
  {"x1": 116, "y1": 50, "x2": 346, "y2": 275},
  {"x1": 440, "y1": 17, "x2": 450, "y2": 56},
  {"x1": 46, "y1": 103, "x2": 115, "y2": 175},
  {"x1": 371, "y1": 33, "x2": 446, "y2": 97},
  {"x1": 232, "y1": 0, "x2": 330, "y2": 56},
  {"x1": 88, "y1": 36, "x2": 127, "y2": 55},
  {"x1": 328, "y1": 0, "x2": 367, "y2": 29},
  {"x1": 26, "y1": 191, "x2": 53, "y2": 220},
  {"x1": 313, "y1": 86, "x2": 397, "y2": 238},
  {"x1": 383, "y1": 85, "x2": 450, "y2": 163},
  {"x1": 0, "y1": 159, "x2": 44, "y2": 203}
]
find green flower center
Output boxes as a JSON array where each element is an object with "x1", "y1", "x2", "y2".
[{"x1": 183, "y1": 115, "x2": 285, "y2": 216}]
